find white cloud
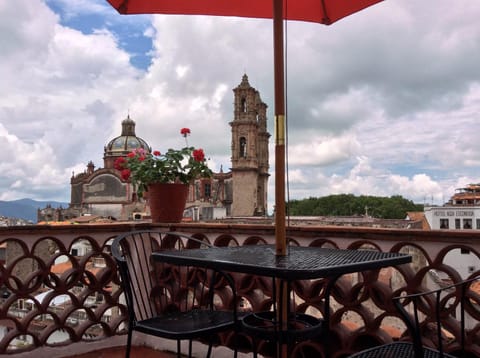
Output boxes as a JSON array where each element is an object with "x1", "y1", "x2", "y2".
[
  {"x1": 289, "y1": 134, "x2": 360, "y2": 166},
  {"x1": 0, "y1": 0, "x2": 138, "y2": 200}
]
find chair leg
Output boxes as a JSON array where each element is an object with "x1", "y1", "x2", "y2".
[
  {"x1": 188, "y1": 339, "x2": 193, "y2": 358},
  {"x1": 206, "y1": 341, "x2": 213, "y2": 358},
  {"x1": 233, "y1": 332, "x2": 238, "y2": 358},
  {"x1": 125, "y1": 326, "x2": 133, "y2": 358},
  {"x1": 252, "y1": 337, "x2": 258, "y2": 358}
]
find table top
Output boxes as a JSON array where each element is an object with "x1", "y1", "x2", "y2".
[{"x1": 152, "y1": 245, "x2": 411, "y2": 280}]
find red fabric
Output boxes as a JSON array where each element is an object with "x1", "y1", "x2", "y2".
[{"x1": 106, "y1": 0, "x2": 383, "y2": 25}]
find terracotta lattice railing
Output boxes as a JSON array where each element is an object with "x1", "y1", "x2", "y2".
[{"x1": 1, "y1": 222, "x2": 479, "y2": 357}]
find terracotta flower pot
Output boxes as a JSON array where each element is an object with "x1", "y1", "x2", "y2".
[{"x1": 147, "y1": 183, "x2": 189, "y2": 223}]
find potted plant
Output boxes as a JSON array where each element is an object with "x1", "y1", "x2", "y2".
[{"x1": 114, "y1": 128, "x2": 212, "y2": 222}]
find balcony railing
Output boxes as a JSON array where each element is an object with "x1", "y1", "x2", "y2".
[{"x1": 1, "y1": 222, "x2": 479, "y2": 357}]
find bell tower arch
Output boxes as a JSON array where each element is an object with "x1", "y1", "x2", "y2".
[{"x1": 230, "y1": 74, "x2": 270, "y2": 216}]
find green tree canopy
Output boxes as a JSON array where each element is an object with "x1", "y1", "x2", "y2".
[{"x1": 287, "y1": 194, "x2": 423, "y2": 219}]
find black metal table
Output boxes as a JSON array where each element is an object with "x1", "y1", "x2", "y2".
[
  {"x1": 152, "y1": 245, "x2": 411, "y2": 279},
  {"x1": 152, "y1": 244, "x2": 412, "y2": 357}
]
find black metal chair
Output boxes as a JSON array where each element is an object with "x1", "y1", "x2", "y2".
[
  {"x1": 349, "y1": 276, "x2": 480, "y2": 358},
  {"x1": 111, "y1": 230, "x2": 239, "y2": 358}
]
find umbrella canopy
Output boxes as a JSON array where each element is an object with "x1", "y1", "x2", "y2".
[
  {"x1": 106, "y1": 0, "x2": 382, "y2": 25},
  {"x1": 106, "y1": 0, "x2": 384, "y2": 256}
]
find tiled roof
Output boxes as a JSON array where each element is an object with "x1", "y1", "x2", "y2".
[{"x1": 406, "y1": 211, "x2": 430, "y2": 230}]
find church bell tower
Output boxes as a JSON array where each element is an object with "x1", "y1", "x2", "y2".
[{"x1": 230, "y1": 74, "x2": 270, "y2": 216}]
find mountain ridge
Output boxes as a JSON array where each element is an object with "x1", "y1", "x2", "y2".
[{"x1": 0, "y1": 199, "x2": 68, "y2": 223}]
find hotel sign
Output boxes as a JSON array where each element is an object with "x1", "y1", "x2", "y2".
[{"x1": 434, "y1": 210, "x2": 474, "y2": 217}]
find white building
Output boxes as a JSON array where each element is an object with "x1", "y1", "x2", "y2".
[
  {"x1": 423, "y1": 184, "x2": 480, "y2": 282},
  {"x1": 424, "y1": 184, "x2": 480, "y2": 230},
  {"x1": 424, "y1": 206, "x2": 480, "y2": 230}
]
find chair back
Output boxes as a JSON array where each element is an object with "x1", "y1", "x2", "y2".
[
  {"x1": 393, "y1": 276, "x2": 480, "y2": 357},
  {"x1": 111, "y1": 231, "x2": 217, "y2": 324}
]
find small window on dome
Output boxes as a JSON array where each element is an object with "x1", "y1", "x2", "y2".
[
  {"x1": 128, "y1": 138, "x2": 139, "y2": 148},
  {"x1": 112, "y1": 139, "x2": 123, "y2": 149}
]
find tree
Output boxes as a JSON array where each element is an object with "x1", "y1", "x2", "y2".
[{"x1": 287, "y1": 194, "x2": 423, "y2": 219}]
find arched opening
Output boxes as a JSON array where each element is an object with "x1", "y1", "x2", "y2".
[
  {"x1": 239, "y1": 137, "x2": 247, "y2": 158},
  {"x1": 241, "y1": 98, "x2": 247, "y2": 112}
]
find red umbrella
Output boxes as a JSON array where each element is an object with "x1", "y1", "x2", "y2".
[
  {"x1": 106, "y1": 0, "x2": 384, "y2": 256},
  {"x1": 106, "y1": 0, "x2": 382, "y2": 24}
]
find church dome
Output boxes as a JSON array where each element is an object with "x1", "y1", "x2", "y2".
[{"x1": 104, "y1": 115, "x2": 151, "y2": 168}]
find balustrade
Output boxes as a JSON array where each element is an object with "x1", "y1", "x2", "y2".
[{"x1": 0, "y1": 223, "x2": 479, "y2": 357}]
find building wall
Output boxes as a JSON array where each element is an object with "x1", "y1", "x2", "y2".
[
  {"x1": 83, "y1": 174, "x2": 129, "y2": 204},
  {"x1": 423, "y1": 205, "x2": 480, "y2": 283},
  {"x1": 424, "y1": 206, "x2": 480, "y2": 230},
  {"x1": 231, "y1": 171, "x2": 258, "y2": 216}
]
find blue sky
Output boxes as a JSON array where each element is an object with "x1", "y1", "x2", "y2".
[
  {"x1": 1, "y1": 0, "x2": 480, "y2": 213},
  {"x1": 46, "y1": 0, "x2": 153, "y2": 69}
]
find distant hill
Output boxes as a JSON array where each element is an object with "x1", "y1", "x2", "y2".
[{"x1": 0, "y1": 199, "x2": 68, "y2": 223}]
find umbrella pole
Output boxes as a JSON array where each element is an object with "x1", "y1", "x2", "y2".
[
  {"x1": 273, "y1": 2, "x2": 288, "y2": 358},
  {"x1": 273, "y1": 0, "x2": 286, "y2": 257}
]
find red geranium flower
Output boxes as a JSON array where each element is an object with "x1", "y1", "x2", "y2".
[
  {"x1": 193, "y1": 148, "x2": 205, "y2": 162},
  {"x1": 114, "y1": 157, "x2": 126, "y2": 170},
  {"x1": 180, "y1": 128, "x2": 191, "y2": 137},
  {"x1": 127, "y1": 152, "x2": 136, "y2": 158},
  {"x1": 121, "y1": 169, "x2": 131, "y2": 180},
  {"x1": 153, "y1": 150, "x2": 161, "y2": 156}
]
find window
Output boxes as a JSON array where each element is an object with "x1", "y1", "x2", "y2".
[
  {"x1": 461, "y1": 248, "x2": 471, "y2": 254},
  {"x1": 476, "y1": 219, "x2": 480, "y2": 229},
  {"x1": 455, "y1": 218, "x2": 461, "y2": 229},
  {"x1": 239, "y1": 137, "x2": 247, "y2": 158},
  {"x1": 439, "y1": 219, "x2": 449, "y2": 229},
  {"x1": 241, "y1": 98, "x2": 247, "y2": 112},
  {"x1": 463, "y1": 218, "x2": 472, "y2": 229},
  {"x1": 204, "y1": 183, "x2": 211, "y2": 198}
]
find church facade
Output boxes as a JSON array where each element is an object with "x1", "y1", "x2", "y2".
[{"x1": 38, "y1": 75, "x2": 269, "y2": 222}]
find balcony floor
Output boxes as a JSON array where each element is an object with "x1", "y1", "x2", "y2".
[
  {"x1": 71, "y1": 346, "x2": 177, "y2": 358},
  {"x1": 70, "y1": 344, "x2": 248, "y2": 358}
]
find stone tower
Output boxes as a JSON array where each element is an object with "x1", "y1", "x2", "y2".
[{"x1": 230, "y1": 74, "x2": 270, "y2": 216}]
